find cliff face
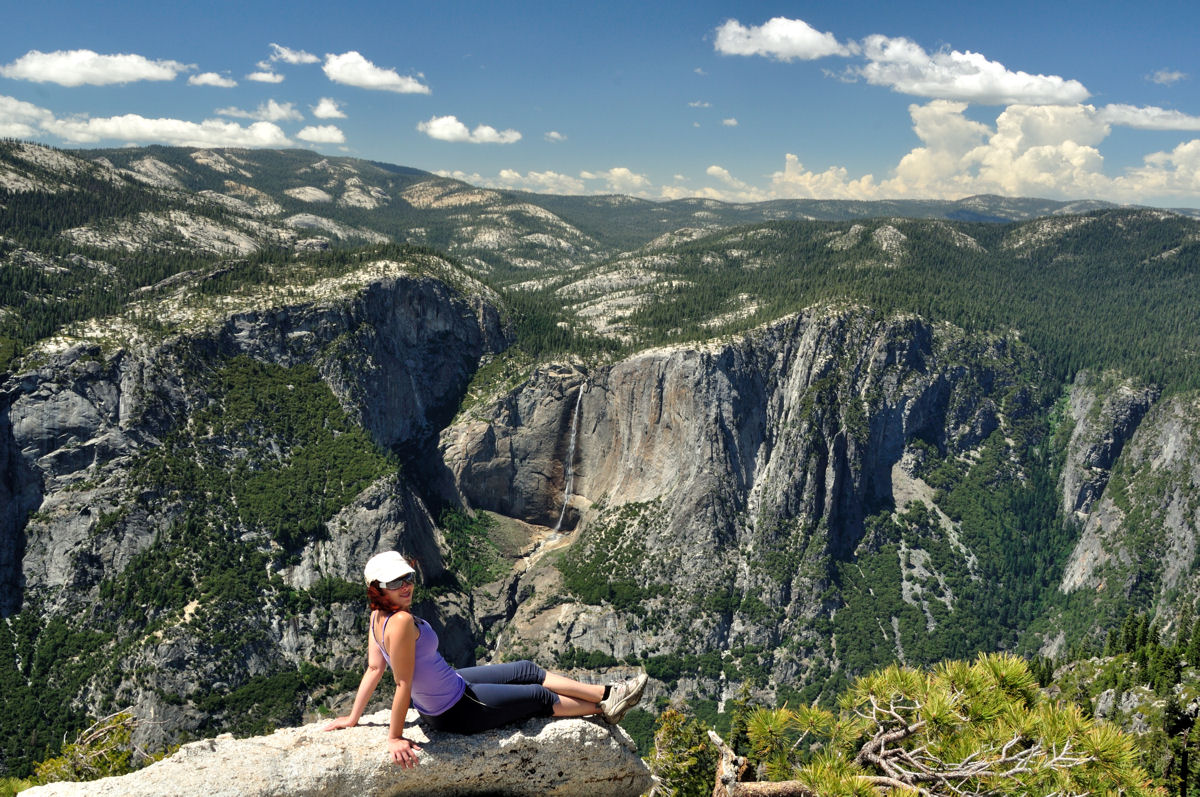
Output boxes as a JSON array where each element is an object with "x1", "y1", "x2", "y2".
[
  {"x1": 1060, "y1": 385, "x2": 1200, "y2": 610},
  {"x1": 5, "y1": 272, "x2": 502, "y2": 601},
  {"x1": 0, "y1": 263, "x2": 507, "y2": 749},
  {"x1": 1058, "y1": 371, "x2": 1160, "y2": 520},
  {"x1": 441, "y1": 306, "x2": 1042, "y2": 689}
]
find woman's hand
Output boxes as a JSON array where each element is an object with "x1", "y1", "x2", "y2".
[
  {"x1": 388, "y1": 736, "x2": 422, "y2": 768},
  {"x1": 322, "y1": 716, "x2": 357, "y2": 731}
]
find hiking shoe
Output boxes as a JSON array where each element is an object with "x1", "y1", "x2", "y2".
[{"x1": 600, "y1": 672, "x2": 648, "y2": 724}]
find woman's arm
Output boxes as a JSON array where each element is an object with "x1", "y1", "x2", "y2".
[
  {"x1": 384, "y1": 612, "x2": 422, "y2": 767},
  {"x1": 323, "y1": 617, "x2": 388, "y2": 731}
]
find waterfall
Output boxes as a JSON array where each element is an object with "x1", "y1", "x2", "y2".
[{"x1": 553, "y1": 385, "x2": 584, "y2": 532}]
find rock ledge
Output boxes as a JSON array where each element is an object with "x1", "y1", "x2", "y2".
[{"x1": 23, "y1": 710, "x2": 654, "y2": 796}]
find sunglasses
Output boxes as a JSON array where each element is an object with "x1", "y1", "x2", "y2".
[{"x1": 382, "y1": 574, "x2": 416, "y2": 590}]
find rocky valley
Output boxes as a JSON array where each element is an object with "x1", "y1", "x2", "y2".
[{"x1": 2, "y1": 141, "x2": 1200, "y2": 782}]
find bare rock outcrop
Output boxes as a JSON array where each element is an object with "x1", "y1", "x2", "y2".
[
  {"x1": 23, "y1": 710, "x2": 652, "y2": 797},
  {"x1": 1058, "y1": 371, "x2": 1159, "y2": 518},
  {"x1": 1060, "y1": 390, "x2": 1200, "y2": 597}
]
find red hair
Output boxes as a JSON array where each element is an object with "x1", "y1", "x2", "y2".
[{"x1": 367, "y1": 583, "x2": 401, "y2": 613}]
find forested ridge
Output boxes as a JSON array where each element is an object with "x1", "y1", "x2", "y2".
[
  {"x1": 535, "y1": 212, "x2": 1200, "y2": 391},
  {"x1": 5, "y1": 141, "x2": 1200, "y2": 391}
]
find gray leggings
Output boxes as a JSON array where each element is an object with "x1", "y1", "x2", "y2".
[{"x1": 421, "y1": 660, "x2": 559, "y2": 734}]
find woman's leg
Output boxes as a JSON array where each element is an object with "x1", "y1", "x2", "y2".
[
  {"x1": 431, "y1": 682, "x2": 558, "y2": 734},
  {"x1": 542, "y1": 671, "x2": 604, "y2": 704},
  {"x1": 458, "y1": 661, "x2": 604, "y2": 702},
  {"x1": 551, "y1": 694, "x2": 600, "y2": 717},
  {"x1": 456, "y1": 661, "x2": 604, "y2": 718}
]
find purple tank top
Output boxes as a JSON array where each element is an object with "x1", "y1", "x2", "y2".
[{"x1": 373, "y1": 611, "x2": 466, "y2": 716}]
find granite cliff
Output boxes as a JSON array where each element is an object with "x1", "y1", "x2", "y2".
[{"x1": 441, "y1": 306, "x2": 1048, "y2": 696}]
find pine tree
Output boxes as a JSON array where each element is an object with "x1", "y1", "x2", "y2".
[{"x1": 713, "y1": 653, "x2": 1156, "y2": 796}]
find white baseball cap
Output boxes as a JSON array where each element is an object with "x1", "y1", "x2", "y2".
[{"x1": 364, "y1": 551, "x2": 416, "y2": 585}]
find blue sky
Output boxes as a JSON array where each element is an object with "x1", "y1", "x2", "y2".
[{"x1": 3, "y1": 0, "x2": 1199, "y2": 207}]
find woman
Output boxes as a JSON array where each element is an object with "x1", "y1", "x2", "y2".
[{"x1": 324, "y1": 551, "x2": 648, "y2": 767}]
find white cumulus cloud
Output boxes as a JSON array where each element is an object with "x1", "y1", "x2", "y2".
[
  {"x1": 216, "y1": 100, "x2": 302, "y2": 122},
  {"x1": 297, "y1": 125, "x2": 345, "y2": 144},
  {"x1": 0, "y1": 49, "x2": 190, "y2": 86},
  {"x1": 311, "y1": 97, "x2": 346, "y2": 119},
  {"x1": 749, "y1": 102, "x2": 1200, "y2": 204},
  {"x1": 891, "y1": 100, "x2": 991, "y2": 194},
  {"x1": 189, "y1": 72, "x2": 237, "y2": 88},
  {"x1": 714, "y1": 18, "x2": 1089, "y2": 106},
  {"x1": 544, "y1": 130, "x2": 566, "y2": 142},
  {"x1": 269, "y1": 43, "x2": 319, "y2": 64},
  {"x1": 417, "y1": 115, "x2": 520, "y2": 144},
  {"x1": 764, "y1": 156, "x2": 881, "y2": 200},
  {"x1": 246, "y1": 71, "x2": 284, "y2": 84},
  {"x1": 715, "y1": 17, "x2": 855, "y2": 61},
  {"x1": 856, "y1": 35, "x2": 1090, "y2": 105},
  {"x1": 722, "y1": 118, "x2": 738, "y2": 127},
  {"x1": 0, "y1": 95, "x2": 55, "y2": 137},
  {"x1": 323, "y1": 51, "x2": 430, "y2": 94},
  {"x1": 1123, "y1": 139, "x2": 1200, "y2": 199}
]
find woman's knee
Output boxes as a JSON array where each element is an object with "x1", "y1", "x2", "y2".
[{"x1": 513, "y1": 660, "x2": 547, "y2": 683}]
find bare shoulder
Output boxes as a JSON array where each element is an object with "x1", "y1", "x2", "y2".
[{"x1": 384, "y1": 611, "x2": 418, "y2": 641}]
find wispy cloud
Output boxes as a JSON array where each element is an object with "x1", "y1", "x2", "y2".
[
  {"x1": 297, "y1": 125, "x2": 345, "y2": 143},
  {"x1": 323, "y1": 51, "x2": 430, "y2": 94},
  {"x1": 689, "y1": 100, "x2": 711, "y2": 108},
  {"x1": 544, "y1": 130, "x2": 566, "y2": 142},
  {"x1": 1148, "y1": 69, "x2": 1187, "y2": 86},
  {"x1": 311, "y1": 97, "x2": 346, "y2": 119},
  {"x1": 50, "y1": 116, "x2": 292, "y2": 147},
  {"x1": 450, "y1": 167, "x2": 650, "y2": 195},
  {"x1": 0, "y1": 93, "x2": 293, "y2": 147},
  {"x1": 417, "y1": 115, "x2": 519, "y2": 143},
  {"x1": 189, "y1": 72, "x2": 237, "y2": 88},
  {"x1": 715, "y1": 17, "x2": 855, "y2": 61},
  {"x1": 722, "y1": 118, "x2": 738, "y2": 127},
  {"x1": 705, "y1": 164, "x2": 756, "y2": 193},
  {"x1": 0, "y1": 49, "x2": 190, "y2": 86},
  {"x1": 498, "y1": 169, "x2": 585, "y2": 193},
  {"x1": 216, "y1": 100, "x2": 302, "y2": 122},
  {"x1": 246, "y1": 71, "x2": 285, "y2": 84},
  {"x1": 269, "y1": 43, "x2": 319, "y2": 65},
  {"x1": 1097, "y1": 104, "x2": 1200, "y2": 130},
  {"x1": 580, "y1": 167, "x2": 651, "y2": 194}
]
